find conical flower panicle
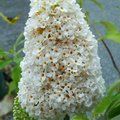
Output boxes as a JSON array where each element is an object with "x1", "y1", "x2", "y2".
[{"x1": 18, "y1": 0, "x2": 105, "y2": 119}]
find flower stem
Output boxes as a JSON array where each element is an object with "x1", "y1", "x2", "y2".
[
  {"x1": 102, "y1": 40, "x2": 120, "y2": 76},
  {"x1": 92, "y1": 25, "x2": 120, "y2": 76}
]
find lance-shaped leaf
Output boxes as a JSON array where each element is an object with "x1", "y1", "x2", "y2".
[
  {"x1": 0, "y1": 12, "x2": 20, "y2": 24},
  {"x1": 93, "y1": 89, "x2": 120, "y2": 119},
  {"x1": 93, "y1": 96, "x2": 112, "y2": 118},
  {"x1": 71, "y1": 114, "x2": 89, "y2": 120},
  {"x1": 0, "y1": 49, "x2": 9, "y2": 57},
  {"x1": 106, "y1": 99, "x2": 120, "y2": 119},
  {"x1": 9, "y1": 65, "x2": 21, "y2": 94},
  {"x1": 77, "y1": 0, "x2": 84, "y2": 7},
  {"x1": 107, "y1": 80, "x2": 120, "y2": 96},
  {"x1": 100, "y1": 21, "x2": 120, "y2": 43},
  {"x1": 0, "y1": 59, "x2": 12, "y2": 70},
  {"x1": 90, "y1": 0, "x2": 103, "y2": 9}
]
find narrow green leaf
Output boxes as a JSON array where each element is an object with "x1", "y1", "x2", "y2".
[
  {"x1": 13, "y1": 33, "x2": 24, "y2": 54},
  {"x1": 0, "y1": 49, "x2": 9, "y2": 57},
  {"x1": 0, "y1": 59, "x2": 12, "y2": 69},
  {"x1": 100, "y1": 21, "x2": 120, "y2": 43},
  {"x1": 105, "y1": 95, "x2": 120, "y2": 115},
  {"x1": 0, "y1": 12, "x2": 20, "y2": 24},
  {"x1": 14, "y1": 33, "x2": 24, "y2": 47},
  {"x1": 77, "y1": 0, "x2": 84, "y2": 7},
  {"x1": 9, "y1": 82, "x2": 17, "y2": 95},
  {"x1": 71, "y1": 114, "x2": 89, "y2": 120},
  {"x1": 100, "y1": 21, "x2": 118, "y2": 32},
  {"x1": 11, "y1": 66, "x2": 21, "y2": 82},
  {"x1": 16, "y1": 39, "x2": 25, "y2": 47},
  {"x1": 105, "y1": 32, "x2": 120, "y2": 43},
  {"x1": 9, "y1": 65, "x2": 21, "y2": 93},
  {"x1": 13, "y1": 56, "x2": 23, "y2": 64},
  {"x1": 113, "y1": 94, "x2": 120, "y2": 102},
  {"x1": 108, "y1": 80, "x2": 120, "y2": 96},
  {"x1": 15, "y1": 49, "x2": 24, "y2": 56},
  {"x1": 85, "y1": 11, "x2": 90, "y2": 23},
  {"x1": 90, "y1": 0, "x2": 103, "y2": 9},
  {"x1": 93, "y1": 96, "x2": 112, "y2": 117},
  {"x1": 107, "y1": 103, "x2": 120, "y2": 119}
]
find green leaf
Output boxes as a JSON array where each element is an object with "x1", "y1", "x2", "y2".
[
  {"x1": 77, "y1": 0, "x2": 84, "y2": 7},
  {"x1": 13, "y1": 56, "x2": 23, "y2": 64},
  {"x1": 13, "y1": 49, "x2": 23, "y2": 65},
  {"x1": 0, "y1": 12, "x2": 20, "y2": 24},
  {"x1": 107, "y1": 104, "x2": 120, "y2": 119},
  {"x1": 105, "y1": 95, "x2": 120, "y2": 114},
  {"x1": 108, "y1": 80, "x2": 120, "y2": 96},
  {"x1": 113, "y1": 94, "x2": 120, "y2": 102},
  {"x1": 9, "y1": 65, "x2": 21, "y2": 94},
  {"x1": 71, "y1": 114, "x2": 89, "y2": 120},
  {"x1": 11, "y1": 65, "x2": 21, "y2": 83},
  {"x1": 105, "y1": 93, "x2": 120, "y2": 118},
  {"x1": 9, "y1": 82, "x2": 17, "y2": 95},
  {"x1": 0, "y1": 59, "x2": 12, "y2": 70},
  {"x1": 100, "y1": 21, "x2": 118, "y2": 32},
  {"x1": 14, "y1": 33, "x2": 24, "y2": 47},
  {"x1": 0, "y1": 49, "x2": 9, "y2": 57},
  {"x1": 90, "y1": 0, "x2": 103, "y2": 9},
  {"x1": 11, "y1": 33, "x2": 24, "y2": 62},
  {"x1": 13, "y1": 33, "x2": 24, "y2": 54},
  {"x1": 93, "y1": 81, "x2": 120, "y2": 119},
  {"x1": 112, "y1": 115, "x2": 120, "y2": 120},
  {"x1": 105, "y1": 32, "x2": 120, "y2": 43},
  {"x1": 93, "y1": 96, "x2": 112, "y2": 118},
  {"x1": 85, "y1": 11, "x2": 90, "y2": 23},
  {"x1": 13, "y1": 97, "x2": 36, "y2": 120},
  {"x1": 100, "y1": 21, "x2": 120, "y2": 43}
]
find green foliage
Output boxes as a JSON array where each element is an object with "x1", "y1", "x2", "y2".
[
  {"x1": 107, "y1": 80, "x2": 120, "y2": 96},
  {"x1": 85, "y1": 11, "x2": 90, "y2": 23},
  {"x1": 71, "y1": 114, "x2": 89, "y2": 120},
  {"x1": 93, "y1": 96, "x2": 112, "y2": 118},
  {"x1": 0, "y1": 59, "x2": 12, "y2": 70},
  {"x1": 0, "y1": 49, "x2": 9, "y2": 57},
  {"x1": 105, "y1": 82, "x2": 120, "y2": 120},
  {"x1": 13, "y1": 97, "x2": 36, "y2": 120},
  {"x1": 77, "y1": 0, "x2": 103, "y2": 9},
  {"x1": 0, "y1": 11, "x2": 20, "y2": 24},
  {"x1": 0, "y1": 49, "x2": 12, "y2": 69},
  {"x1": 12, "y1": 33, "x2": 24, "y2": 64},
  {"x1": 9, "y1": 65, "x2": 21, "y2": 94},
  {"x1": 93, "y1": 80, "x2": 120, "y2": 120},
  {"x1": 77, "y1": 0, "x2": 84, "y2": 7},
  {"x1": 107, "y1": 101, "x2": 120, "y2": 119},
  {"x1": 100, "y1": 21, "x2": 120, "y2": 43},
  {"x1": 90, "y1": 0, "x2": 103, "y2": 9},
  {"x1": 77, "y1": 1, "x2": 120, "y2": 44},
  {"x1": 12, "y1": 79, "x2": 120, "y2": 120},
  {"x1": 0, "y1": 33, "x2": 24, "y2": 95}
]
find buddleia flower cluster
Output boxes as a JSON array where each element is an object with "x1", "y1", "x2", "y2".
[{"x1": 14, "y1": 0, "x2": 106, "y2": 119}]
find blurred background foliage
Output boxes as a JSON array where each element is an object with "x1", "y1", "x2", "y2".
[{"x1": 0, "y1": 0, "x2": 120, "y2": 120}]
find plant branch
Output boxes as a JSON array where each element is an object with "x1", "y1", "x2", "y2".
[
  {"x1": 101, "y1": 40, "x2": 120, "y2": 76},
  {"x1": 92, "y1": 25, "x2": 120, "y2": 76}
]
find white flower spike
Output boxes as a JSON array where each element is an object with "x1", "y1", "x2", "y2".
[{"x1": 18, "y1": 0, "x2": 105, "y2": 119}]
